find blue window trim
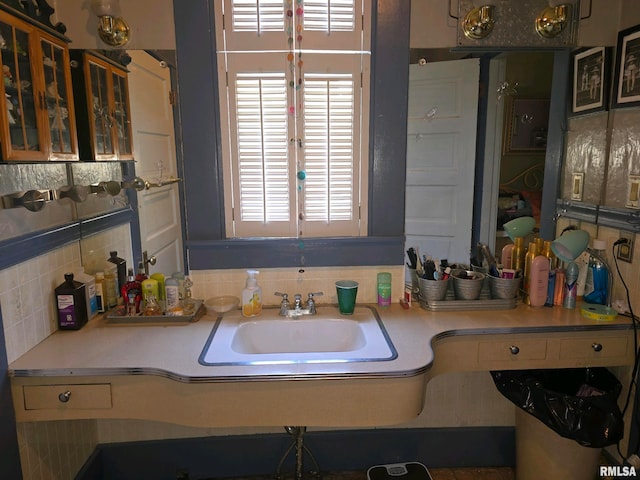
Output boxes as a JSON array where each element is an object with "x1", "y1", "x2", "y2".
[{"x1": 174, "y1": 0, "x2": 410, "y2": 270}]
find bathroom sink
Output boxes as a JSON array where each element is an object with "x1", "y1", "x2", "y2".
[{"x1": 199, "y1": 306, "x2": 397, "y2": 366}]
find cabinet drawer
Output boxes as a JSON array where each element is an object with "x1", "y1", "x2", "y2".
[
  {"x1": 23, "y1": 384, "x2": 112, "y2": 410},
  {"x1": 559, "y1": 337, "x2": 628, "y2": 360},
  {"x1": 478, "y1": 339, "x2": 547, "y2": 362}
]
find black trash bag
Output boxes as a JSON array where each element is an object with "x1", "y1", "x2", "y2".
[{"x1": 491, "y1": 367, "x2": 624, "y2": 448}]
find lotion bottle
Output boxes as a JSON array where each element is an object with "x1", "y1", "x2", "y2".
[
  {"x1": 529, "y1": 255, "x2": 550, "y2": 307},
  {"x1": 242, "y1": 270, "x2": 262, "y2": 317},
  {"x1": 501, "y1": 243, "x2": 514, "y2": 269}
]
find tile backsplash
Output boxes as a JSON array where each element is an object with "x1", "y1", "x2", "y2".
[{"x1": 1, "y1": 224, "x2": 132, "y2": 480}]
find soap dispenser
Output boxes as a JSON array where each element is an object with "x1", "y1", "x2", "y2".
[{"x1": 242, "y1": 270, "x2": 262, "y2": 317}]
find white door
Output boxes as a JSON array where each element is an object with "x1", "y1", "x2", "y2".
[
  {"x1": 405, "y1": 58, "x2": 480, "y2": 268},
  {"x1": 128, "y1": 51, "x2": 184, "y2": 276}
]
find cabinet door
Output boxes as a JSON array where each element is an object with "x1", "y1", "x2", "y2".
[
  {"x1": 39, "y1": 36, "x2": 78, "y2": 160},
  {"x1": 86, "y1": 57, "x2": 116, "y2": 160},
  {"x1": 111, "y1": 68, "x2": 133, "y2": 159},
  {"x1": 0, "y1": 18, "x2": 46, "y2": 160}
]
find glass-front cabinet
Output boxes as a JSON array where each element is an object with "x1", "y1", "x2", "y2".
[
  {"x1": 0, "y1": 9, "x2": 78, "y2": 161},
  {"x1": 71, "y1": 50, "x2": 133, "y2": 161}
]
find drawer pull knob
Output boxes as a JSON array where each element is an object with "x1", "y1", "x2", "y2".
[
  {"x1": 592, "y1": 343, "x2": 603, "y2": 352},
  {"x1": 509, "y1": 345, "x2": 520, "y2": 355},
  {"x1": 58, "y1": 391, "x2": 71, "y2": 403}
]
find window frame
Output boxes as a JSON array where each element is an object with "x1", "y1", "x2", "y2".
[{"x1": 174, "y1": 0, "x2": 409, "y2": 269}]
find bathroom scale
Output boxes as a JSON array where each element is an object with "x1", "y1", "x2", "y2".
[{"x1": 367, "y1": 462, "x2": 432, "y2": 480}]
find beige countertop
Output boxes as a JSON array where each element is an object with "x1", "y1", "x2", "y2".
[{"x1": 8, "y1": 302, "x2": 636, "y2": 382}]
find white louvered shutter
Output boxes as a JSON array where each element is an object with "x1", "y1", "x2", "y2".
[{"x1": 216, "y1": 0, "x2": 370, "y2": 238}]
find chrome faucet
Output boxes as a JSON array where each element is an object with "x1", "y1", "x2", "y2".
[{"x1": 275, "y1": 291, "x2": 323, "y2": 317}]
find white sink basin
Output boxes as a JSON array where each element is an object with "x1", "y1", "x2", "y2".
[{"x1": 199, "y1": 306, "x2": 396, "y2": 365}]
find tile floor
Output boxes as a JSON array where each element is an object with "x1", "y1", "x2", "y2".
[{"x1": 211, "y1": 467, "x2": 515, "y2": 479}]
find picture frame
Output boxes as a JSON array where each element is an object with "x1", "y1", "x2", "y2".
[
  {"x1": 614, "y1": 24, "x2": 640, "y2": 108},
  {"x1": 503, "y1": 97, "x2": 550, "y2": 154},
  {"x1": 571, "y1": 47, "x2": 610, "y2": 115}
]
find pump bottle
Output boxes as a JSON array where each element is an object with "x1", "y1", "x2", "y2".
[
  {"x1": 584, "y1": 239, "x2": 608, "y2": 305},
  {"x1": 242, "y1": 270, "x2": 262, "y2": 317}
]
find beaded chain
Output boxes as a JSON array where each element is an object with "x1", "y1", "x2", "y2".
[{"x1": 286, "y1": 0, "x2": 307, "y2": 223}]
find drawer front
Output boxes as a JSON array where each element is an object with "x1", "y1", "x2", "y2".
[
  {"x1": 559, "y1": 337, "x2": 629, "y2": 360},
  {"x1": 478, "y1": 339, "x2": 547, "y2": 362},
  {"x1": 23, "y1": 384, "x2": 112, "y2": 410}
]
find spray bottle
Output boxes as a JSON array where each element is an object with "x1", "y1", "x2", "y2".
[{"x1": 242, "y1": 270, "x2": 262, "y2": 317}]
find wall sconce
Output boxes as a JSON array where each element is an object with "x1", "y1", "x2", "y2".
[
  {"x1": 90, "y1": 0, "x2": 130, "y2": 47},
  {"x1": 535, "y1": 3, "x2": 570, "y2": 38},
  {"x1": 463, "y1": 4, "x2": 496, "y2": 40}
]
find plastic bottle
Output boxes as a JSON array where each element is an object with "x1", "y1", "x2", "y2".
[
  {"x1": 563, "y1": 262, "x2": 579, "y2": 309},
  {"x1": 141, "y1": 277, "x2": 160, "y2": 310},
  {"x1": 95, "y1": 272, "x2": 106, "y2": 313},
  {"x1": 377, "y1": 272, "x2": 392, "y2": 307},
  {"x1": 242, "y1": 270, "x2": 262, "y2": 317},
  {"x1": 165, "y1": 276, "x2": 180, "y2": 312},
  {"x1": 121, "y1": 268, "x2": 142, "y2": 314},
  {"x1": 103, "y1": 267, "x2": 118, "y2": 309},
  {"x1": 523, "y1": 242, "x2": 539, "y2": 304},
  {"x1": 172, "y1": 272, "x2": 186, "y2": 300},
  {"x1": 511, "y1": 237, "x2": 525, "y2": 273},
  {"x1": 584, "y1": 239, "x2": 608, "y2": 305},
  {"x1": 501, "y1": 243, "x2": 513, "y2": 269},
  {"x1": 553, "y1": 269, "x2": 565, "y2": 306},
  {"x1": 55, "y1": 273, "x2": 88, "y2": 330},
  {"x1": 108, "y1": 251, "x2": 127, "y2": 293},
  {"x1": 71, "y1": 269, "x2": 98, "y2": 319},
  {"x1": 529, "y1": 255, "x2": 550, "y2": 307},
  {"x1": 150, "y1": 273, "x2": 166, "y2": 303},
  {"x1": 542, "y1": 241, "x2": 556, "y2": 307}
]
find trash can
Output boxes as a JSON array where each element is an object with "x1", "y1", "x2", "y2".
[{"x1": 491, "y1": 368, "x2": 624, "y2": 480}]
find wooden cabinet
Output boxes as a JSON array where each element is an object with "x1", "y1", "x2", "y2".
[
  {"x1": 71, "y1": 50, "x2": 133, "y2": 161},
  {"x1": 0, "y1": 9, "x2": 78, "y2": 161}
]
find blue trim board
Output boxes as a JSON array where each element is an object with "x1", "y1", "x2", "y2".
[
  {"x1": 0, "y1": 222, "x2": 81, "y2": 270},
  {"x1": 76, "y1": 427, "x2": 515, "y2": 480},
  {"x1": 186, "y1": 236, "x2": 405, "y2": 269}
]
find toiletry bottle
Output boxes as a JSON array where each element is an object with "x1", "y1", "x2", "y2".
[
  {"x1": 529, "y1": 255, "x2": 550, "y2": 307},
  {"x1": 553, "y1": 268, "x2": 565, "y2": 306},
  {"x1": 135, "y1": 261, "x2": 148, "y2": 282},
  {"x1": 142, "y1": 294, "x2": 163, "y2": 316},
  {"x1": 103, "y1": 267, "x2": 118, "y2": 309},
  {"x1": 563, "y1": 262, "x2": 579, "y2": 309},
  {"x1": 107, "y1": 251, "x2": 127, "y2": 292},
  {"x1": 141, "y1": 277, "x2": 159, "y2": 310},
  {"x1": 542, "y1": 241, "x2": 556, "y2": 307},
  {"x1": 172, "y1": 272, "x2": 186, "y2": 300},
  {"x1": 55, "y1": 273, "x2": 88, "y2": 330},
  {"x1": 95, "y1": 272, "x2": 105, "y2": 313},
  {"x1": 242, "y1": 270, "x2": 262, "y2": 317},
  {"x1": 150, "y1": 272, "x2": 166, "y2": 307},
  {"x1": 523, "y1": 242, "x2": 539, "y2": 304},
  {"x1": 182, "y1": 276, "x2": 196, "y2": 315},
  {"x1": 584, "y1": 239, "x2": 608, "y2": 305},
  {"x1": 377, "y1": 272, "x2": 392, "y2": 307},
  {"x1": 165, "y1": 276, "x2": 180, "y2": 312},
  {"x1": 501, "y1": 243, "x2": 514, "y2": 269},
  {"x1": 511, "y1": 237, "x2": 525, "y2": 273},
  {"x1": 121, "y1": 268, "x2": 142, "y2": 313}
]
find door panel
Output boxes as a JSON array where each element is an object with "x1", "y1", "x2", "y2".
[
  {"x1": 405, "y1": 59, "x2": 480, "y2": 266},
  {"x1": 128, "y1": 51, "x2": 183, "y2": 276}
]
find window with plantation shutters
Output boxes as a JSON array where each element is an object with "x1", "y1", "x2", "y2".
[{"x1": 216, "y1": 0, "x2": 370, "y2": 238}]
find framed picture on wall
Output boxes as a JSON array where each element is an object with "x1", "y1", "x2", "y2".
[
  {"x1": 503, "y1": 98, "x2": 550, "y2": 154},
  {"x1": 614, "y1": 24, "x2": 640, "y2": 108},
  {"x1": 571, "y1": 46, "x2": 610, "y2": 115}
]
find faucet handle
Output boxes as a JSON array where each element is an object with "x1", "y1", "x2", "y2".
[
  {"x1": 307, "y1": 292, "x2": 323, "y2": 314},
  {"x1": 274, "y1": 292, "x2": 290, "y2": 316},
  {"x1": 307, "y1": 291, "x2": 323, "y2": 300}
]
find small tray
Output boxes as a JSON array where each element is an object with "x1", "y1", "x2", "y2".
[
  {"x1": 419, "y1": 296, "x2": 517, "y2": 311},
  {"x1": 104, "y1": 300, "x2": 206, "y2": 324}
]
